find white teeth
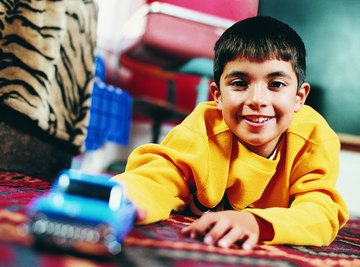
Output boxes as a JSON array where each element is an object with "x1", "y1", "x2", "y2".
[{"x1": 245, "y1": 116, "x2": 271, "y2": 123}]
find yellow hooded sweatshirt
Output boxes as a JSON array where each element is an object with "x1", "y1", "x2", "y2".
[{"x1": 113, "y1": 101, "x2": 349, "y2": 246}]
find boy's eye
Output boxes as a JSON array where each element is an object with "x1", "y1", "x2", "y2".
[
  {"x1": 269, "y1": 81, "x2": 286, "y2": 89},
  {"x1": 230, "y1": 80, "x2": 248, "y2": 87}
]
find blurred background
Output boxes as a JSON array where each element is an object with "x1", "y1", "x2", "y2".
[{"x1": 75, "y1": 0, "x2": 360, "y2": 216}]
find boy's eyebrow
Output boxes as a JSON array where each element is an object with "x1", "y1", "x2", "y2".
[
  {"x1": 224, "y1": 71, "x2": 293, "y2": 80},
  {"x1": 267, "y1": 71, "x2": 293, "y2": 80},
  {"x1": 224, "y1": 71, "x2": 248, "y2": 79}
]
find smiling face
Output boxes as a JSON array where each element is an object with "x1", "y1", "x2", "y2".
[{"x1": 211, "y1": 58, "x2": 310, "y2": 158}]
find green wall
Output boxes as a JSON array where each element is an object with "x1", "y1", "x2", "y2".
[{"x1": 258, "y1": 0, "x2": 360, "y2": 135}]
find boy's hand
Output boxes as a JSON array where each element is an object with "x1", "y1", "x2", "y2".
[
  {"x1": 135, "y1": 208, "x2": 147, "y2": 223},
  {"x1": 181, "y1": 211, "x2": 259, "y2": 250}
]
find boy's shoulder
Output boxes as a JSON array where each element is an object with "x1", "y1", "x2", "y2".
[
  {"x1": 180, "y1": 101, "x2": 229, "y2": 137},
  {"x1": 288, "y1": 105, "x2": 338, "y2": 143}
]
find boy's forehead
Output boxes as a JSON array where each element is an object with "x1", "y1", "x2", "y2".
[
  {"x1": 227, "y1": 56, "x2": 291, "y2": 65},
  {"x1": 222, "y1": 57, "x2": 297, "y2": 78}
]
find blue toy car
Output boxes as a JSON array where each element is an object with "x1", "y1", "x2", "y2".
[{"x1": 27, "y1": 169, "x2": 136, "y2": 256}]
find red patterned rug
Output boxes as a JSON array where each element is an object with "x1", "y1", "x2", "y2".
[{"x1": 0, "y1": 171, "x2": 359, "y2": 267}]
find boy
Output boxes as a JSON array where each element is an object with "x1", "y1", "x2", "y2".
[{"x1": 113, "y1": 16, "x2": 348, "y2": 250}]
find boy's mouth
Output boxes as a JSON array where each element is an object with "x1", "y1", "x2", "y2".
[{"x1": 243, "y1": 115, "x2": 273, "y2": 124}]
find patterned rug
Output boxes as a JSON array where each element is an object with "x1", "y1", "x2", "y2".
[{"x1": 0, "y1": 171, "x2": 359, "y2": 267}]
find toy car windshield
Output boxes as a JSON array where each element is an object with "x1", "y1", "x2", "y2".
[
  {"x1": 61, "y1": 178, "x2": 113, "y2": 201},
  {"x1": 55, "y1": 172, "x2": 123, "y2": 211}
]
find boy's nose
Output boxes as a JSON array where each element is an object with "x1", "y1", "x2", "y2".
[{"x1": 245, "y1": 85, "x2": 268, "y2": 109}]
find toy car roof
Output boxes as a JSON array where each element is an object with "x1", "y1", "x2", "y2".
[{"x1": 55, "y1": 169, "x2": 116, "y2": 187}]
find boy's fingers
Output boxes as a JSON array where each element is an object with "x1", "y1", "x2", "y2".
[
  {"x1": 181, "y1": 213, "x2": 218, "y2": 238},
  {"x1": 217, "y1": 226, "x2": 245, "y2": 248},
  {"x1": 180, "y1": 225, "x2": 191, "y2": 234},
  {"x1": 136, "y1": 208, "x2": 147, "y2": 222},
  {"x1": 181, "y1": 223, "x2": 207, "y2": 238},
  {"x1": 241, "y1": 233, "x2": 258, "y2": 251},
  {"x1": 195, "y1": 212, "x2": 220, "y2": 230},
  {"x1": 0, "y1": 209, "x2": 28, "y2": 224},
  {"x1": 181, "y1": 226, "x2": 197, "y2": 239},
  {"x1": 186, "y1": 218, "x2": 213, "y2": 236},
  {"x1": 204, "y1": 220, "x2": 230, "y2": 245}
]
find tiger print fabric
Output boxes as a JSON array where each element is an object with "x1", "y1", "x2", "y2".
[{"x1": 0, "y1": 0, "x2": 98, "y2": 152}]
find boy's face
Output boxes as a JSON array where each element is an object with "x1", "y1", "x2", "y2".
[{"x1": 211, "y1": 58, "x2": 310, "y2": 158}]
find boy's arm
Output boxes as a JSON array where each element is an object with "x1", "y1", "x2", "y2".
[
  {"x1": 245, "y1": 136, "x2": 349, "y2": 246},
  {"x1": 189, "y1": 135, "x2": 347, "y2": 249},
  {"x1": 112, "y1": 125, "x2": 208, "y2": 224}
]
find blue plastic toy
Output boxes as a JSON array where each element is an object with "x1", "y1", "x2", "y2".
[{"x1": 27, "y1": 169, "x2": 136, "y2": 255}]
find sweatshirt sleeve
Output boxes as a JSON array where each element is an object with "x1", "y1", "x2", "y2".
[
  {"x1": 111, "y1": 124, "x2": 209, "y2": 224},
  {"x1": 245, "y1": 135, "x2": 349, "y2": 246}
]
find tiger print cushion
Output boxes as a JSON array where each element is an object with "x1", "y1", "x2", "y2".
[{"x1": 0, "y1": 0, "x2": 98, "y2": 152}]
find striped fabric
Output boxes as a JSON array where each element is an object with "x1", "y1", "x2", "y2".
[{"x1": 0, "y1": 0, "x2": 98, "y2": 152}]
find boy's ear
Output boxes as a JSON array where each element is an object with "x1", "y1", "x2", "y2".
[
  {"x1": 294, "y1": 82, "x2": 311, "y2": 112},
  {"x1": 210, "y1": 82, "x2": 222, "y2": 110}
]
